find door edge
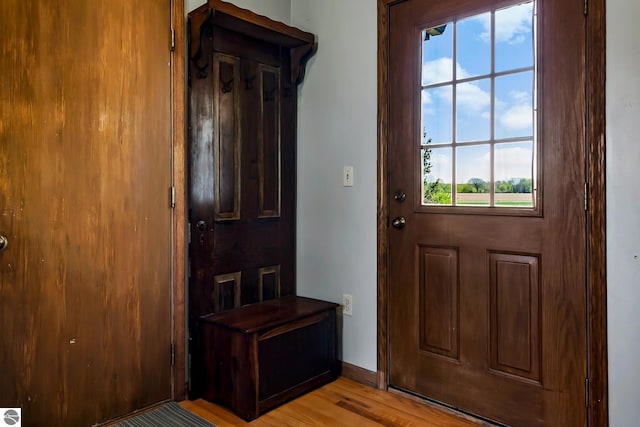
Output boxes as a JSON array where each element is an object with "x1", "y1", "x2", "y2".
[
  {"x1": 376, "y1": 0, "x2": 393, "y2": 391},
  {"x1": 585, "y1": 0, "x2": 608, "y2": 424},
  {"x1": 171, "y1": 0, "x2": 188, "y2": 402}
]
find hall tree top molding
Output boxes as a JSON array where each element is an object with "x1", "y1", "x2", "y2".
[{"x1": 190, "y1": 0, "x2": 317, "y2": 86}]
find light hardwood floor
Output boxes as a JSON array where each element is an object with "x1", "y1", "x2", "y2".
[{"x1": 180, "y1": 377, "x2": 482, "y2": 426}]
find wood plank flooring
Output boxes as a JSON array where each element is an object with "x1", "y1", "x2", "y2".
[{"x1": 180, "y1": 377, "x2": 482, "y2": 426}]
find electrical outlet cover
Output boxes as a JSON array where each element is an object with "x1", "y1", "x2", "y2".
[{"x1": 343, "y1": 294, "x2": 353, "y2": 316}]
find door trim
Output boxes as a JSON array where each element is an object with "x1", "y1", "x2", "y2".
[
  {"x1": 375, "y1": 0, "x2": 608, "y2": 424},
  {"x1": 171, "y1": 0, "x2": 188, "y2": 401}
]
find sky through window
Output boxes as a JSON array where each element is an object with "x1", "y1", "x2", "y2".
[{"x1": 421, "y1": 1, "x2": 535, "y2": 207}]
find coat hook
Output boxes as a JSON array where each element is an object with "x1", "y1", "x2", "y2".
[
  {"x1": 221, "y1": 78, "x2": 234, "y2": 93},
  {"x1": 263, "y1": 87, "x2": 277, "y2": 102},
  {"x1": 245, "y1": 76, "x2": 256, "y2": 90},
  {"x1": 190, "y1": 10, "x2": 215, "y2": 80}
]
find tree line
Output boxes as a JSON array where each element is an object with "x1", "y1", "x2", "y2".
[
  {"x1": 457, "y1": 177, "x2": 532, "y2": 194},
  {"x1": 421, "y1": 144, "x2": 532, "y2": 204},
  {"x1": 424, "y1": 177, "x2": 533, "y2": 202}
]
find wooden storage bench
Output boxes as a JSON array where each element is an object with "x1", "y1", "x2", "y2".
[{"x1": 199, "y1": 296, "x2": 339, "y2": 421}]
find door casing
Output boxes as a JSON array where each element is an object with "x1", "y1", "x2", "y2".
[{"x1": 375, "y1": 0, "x2": 608, "y2": 425}]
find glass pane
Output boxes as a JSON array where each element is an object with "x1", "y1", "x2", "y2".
[
  {"x1": 495, "y1": 2, "x2": 534, "y2": 72},
  {"x1": 456, "y1": 78, "x2": 491, "y2": 142},
  {"x1": 495, "y1": 71, "x2": 534, "y2": 139},
  {"x1": 418, "y1": 3, "x2": 537, "y2": 211},
  {"x1": 494, "y1": 141, "x2": 534, "y2": 207},
  {"x1": 422, "y1": 24, "x2": 453, "y2": 85},
  {"x1": 422, "y1": 86, "x2": 453, "y2": 144},
  {"x1": 456, "y1": 145, "x2": 490, "y2": 206},
  {"x1": 456, "y1": 13, "x2": 491, "y2": 79},
  {"x1": 422, "y1": 147, "x2": 452, "y2": 205}
]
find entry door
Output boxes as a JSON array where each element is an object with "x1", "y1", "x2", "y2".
[
  {"x1": 388, "y1": 0, "x2": 587, "y2": 425},
  {"x1": 0, "y1": 1, "x2": 172, "y2": 425}
]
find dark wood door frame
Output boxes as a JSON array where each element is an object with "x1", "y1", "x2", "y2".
[{"x1": 376, "y1": 0, "x2": 608, "y2": 425}]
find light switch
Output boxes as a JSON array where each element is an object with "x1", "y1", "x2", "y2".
[{"x1": 343, "y1": 166, "x2": 354, "y2": 187}]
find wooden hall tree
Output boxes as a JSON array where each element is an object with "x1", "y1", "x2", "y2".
[{"x1": 186, "y1": 0, "x2": 316, "y2": 397}]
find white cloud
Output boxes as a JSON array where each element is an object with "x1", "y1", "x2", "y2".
[
  {"x1": 423, "y1": 49, "x2": 533, "y2": 139},
  {"x1": 422, "y1": 59, "x2": 490, "y2": 113},
  {"x1": 422, "y1": 89, "x2": 433, "y2": 105},
  {"x1": 500, "y1": 104, "x2": 532, "y2": 130},
  {"x1": 421, "y1": 82, "x2": 444, "y2": 116},
  {"x1": 498, "y1": 90, "x2": 533, "y2": 131},
  {"x1": 426, "y1": 151, "x2": 452, "y2": 182},
  {"x1": 422, "y1": 57, "x2": 471, "y2": 85},
  {"x1": 510, "y1": 90, "x2": 530, "y2": 103},
  {"x1": 457, "y1": 81, "x2": 490, "y2": 112},
  {"x1": 493, "y1": 146, "x2": 533, "y2": 181},
  {"x1": 422, "y1": 57, "x2": 452, "y2": 85},
  {"x1": 457, "y1": 154, "x2": 490, "y2": 183},
  {"x1": 475, "y1": 2, "x2": 533, "y2": 45}
]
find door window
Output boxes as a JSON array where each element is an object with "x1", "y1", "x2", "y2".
[{"x1": 421, "y1": 2, "x2": 536, "y2": 209}]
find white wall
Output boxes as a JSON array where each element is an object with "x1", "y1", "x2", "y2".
[
  {"x1": 186, "y1": 0, "x2": 291, "y2": 24},
  {"x1": 607, "y1": 0, "x2": 640, "y2": 425},
  {"x1": 291, "y1": 0, "x2": 378, "y2": 371}
]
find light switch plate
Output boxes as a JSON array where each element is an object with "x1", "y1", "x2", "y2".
[{"x1": 343, "y1": 166, "x2": 354, "y2": 187}]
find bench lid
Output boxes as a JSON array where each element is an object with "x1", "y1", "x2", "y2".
[{"x1": 199, "y1": 296, "x2": 339, "y2": 333}]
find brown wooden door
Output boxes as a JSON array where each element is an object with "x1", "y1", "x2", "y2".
[
  {"x1": 387, "y1": 0, "x2": 587, "y2": 425},
  {"x1": 0, "y1": 1, "x2": 173, "y2": 425},
  {"x1": 187, "y1": 8, "x2": 297, "y2": 395}
]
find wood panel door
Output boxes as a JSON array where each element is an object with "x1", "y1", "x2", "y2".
[
  {"x1": 0, "y1": 1, "x2": 173, "y2": 425},
  {"x1": 387, "y1": 0, "x2": 587, "y2": 425},
  {"x1": 188, "y1": 26, "x2": 295, "y2": 318},
  {"x1": 187, "y1": 4, "x2": 307, "y2": 396}
]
